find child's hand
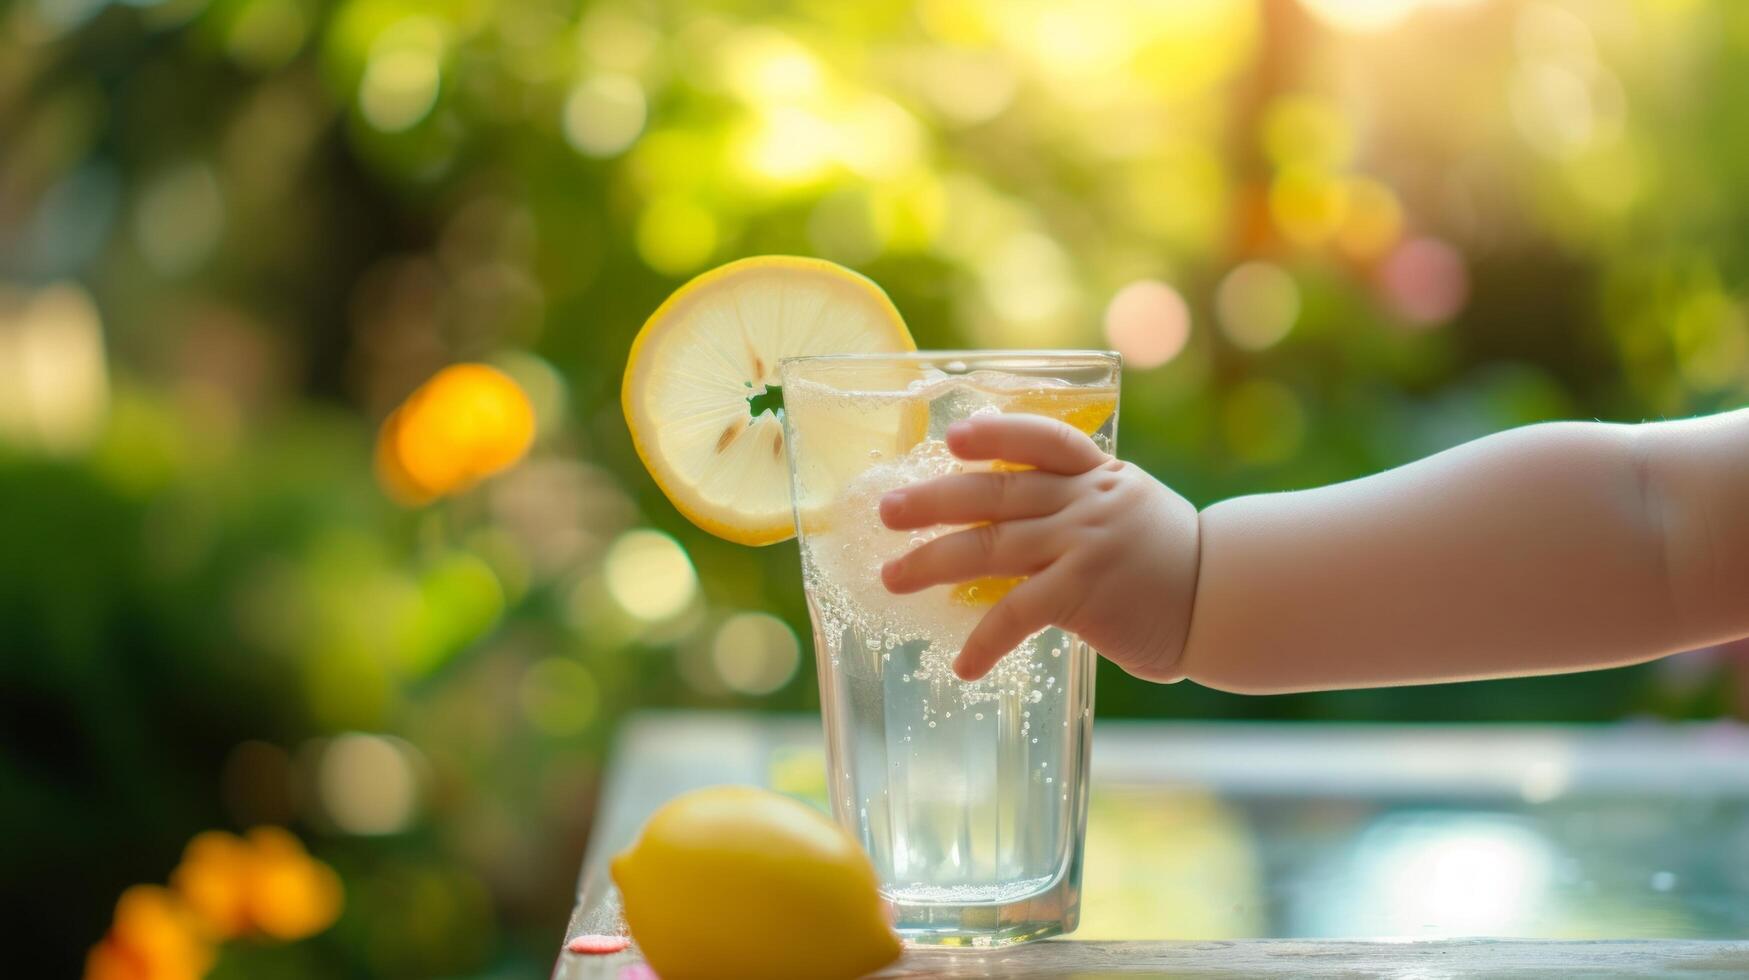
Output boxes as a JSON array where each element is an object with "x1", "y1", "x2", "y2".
[{"x1": 878, "y1": 414, "x2": 1201, "y2": 682}]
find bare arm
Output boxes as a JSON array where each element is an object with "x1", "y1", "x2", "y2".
[
  {"x1": 1181, "y1": 410, "x2": 1749, "y2": 694},
  {"x1": 880, "y1": 408, "x2": 1749, "y2": 690}
]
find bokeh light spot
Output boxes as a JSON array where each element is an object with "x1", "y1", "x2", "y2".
[
  {"x1": 1672, "y1": 291, "x2": 1749, "y2": 392},
  {"x1": 917, "y1": 0, "x2": 994, "y2": 45},
  {"x1": 1121, "y1": 148, "x2": 1228, "y2": 253},
  {"x1": 1510, "y1": 62, "x2": 1596, "y2": 159},
  {"x1": 1379, "y1": 236, "x2": 1470, "y2": 327},
  {"x1": 318, "y1": 733, "x2": 420, "y2": 835},
  {"x1": 916, "y1": 50, "x2": 1018, "y2": 125},
  {"x1": 1103, "y1": 280, "x2": 1190, "y2": 369},
  {"x1": 980, "y1": 232, "x2": 1079, "y2": 344},
  {"x1": 134, "y1": 163, "x2": 223, "y2": 276},
  {"x1": 519, "y1": 657, "x2": 600, "y2": 735},
  {"x1": 360, "y1": 50, "x2": 440, "y2": 132},
  {"x1": 836, "y1": 95, "x2": 924, "y2": 179},
  {"x1": 874, "y1": 172, "x2": 947, "y2": 253},
  {"x1": 1335, "y1": 178, "x2": 1404, "y2": 261},
  {"x1": 628, "y1": 128, "x2": 712, "y2": 195},
  {"x1": 711, "y1": 612, "x2": 801, "y2": 696},
  {"x1": 1217, "y1": 262, "x2": 1300, "y2": 351},
  {"x1": 358, "y1": 19, "x2": 446, "y2": 133},
  {"x1": 604, "y1": 529, "x2": 697, "y2": 622},
  {"x1": 562, "y1": 74, "x2": 647, "y2": 158},
  {"x1": 579, "y1": 8, "x2": 659, "y2": 73},
  {"x1": 30, "y1": 0, "x2": 110, "y2": 36},
  {"x1": 490, "y1": 350, "x2": 568, "y2": 439},
  {"x1": 226, "y1": 0, "x2": 309, "y2": 71},
  {"x1": 403, "y1": 551, "x2": 504, "y2": 676},
  {"x1": 1509, "y1": 3, "x2": 1623, "y2": 160},
  {"x1": 735, "y1": 107, "x2": 837, "y2": 188},
  {"x1": 1515, "y1": 2, "x2": 1598, "y2": 72},
  {"x1": 1270, "y1": 168, "x2": 1348, "y2": 248},
  {"x1": 635, "y1": 197, "x2": 718, "y2": 275},
  {"x1": 721, "y1": 28, "x2": 823, "y2": 104},
  {"x1": 1351, "y1": 814, "x2": 1553, "y2": 938},
  {"x1": 0, "y1": 281, "x2": 109, "y2": 454}
]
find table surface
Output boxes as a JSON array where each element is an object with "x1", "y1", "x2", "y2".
[{"x1": 553, "y1": 712, "x2": 1749, "y2": 978}]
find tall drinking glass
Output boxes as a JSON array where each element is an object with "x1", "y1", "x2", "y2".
[{"x1": 778, "y1": 351, "x2": 1118, "y2": 947}]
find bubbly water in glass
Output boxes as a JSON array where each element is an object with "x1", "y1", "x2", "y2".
[{"x1": 780, "y1": 352, "x2": 1117, "y2": 946}]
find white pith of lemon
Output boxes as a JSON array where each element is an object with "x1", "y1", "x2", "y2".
[{"x1": 622, "y1": 256, "x2": 917, "y2": 546}]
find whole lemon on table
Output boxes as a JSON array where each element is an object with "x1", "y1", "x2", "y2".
[{"x1": 611, "y1": 786, "x2": 901, "y2": 979}]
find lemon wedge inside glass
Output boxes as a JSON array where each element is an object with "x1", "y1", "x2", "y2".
[{"x1": 951, "y1": 387, "x2": 1118, "y2": 606}]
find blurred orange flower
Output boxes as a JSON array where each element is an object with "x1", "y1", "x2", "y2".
[
  {"x1": 243, "y1": 827, "x2": 345, "y2": 941},
  {"x1": 376, "y1": 363, "x2": 536, "y2": 505},
  {"x1": 169, "y1": 832, "x2": 252, "y2": 938},
  {"x1": 170, "y1": 828, "x2": 344, "y2": 942},
  {"x1": 84, "y1": 886, "x2": 213, "y2": 980}
]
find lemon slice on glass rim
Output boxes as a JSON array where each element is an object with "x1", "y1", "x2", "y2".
[{"x1": 622, "y1": 256, "x2": 919, "y2": 545}]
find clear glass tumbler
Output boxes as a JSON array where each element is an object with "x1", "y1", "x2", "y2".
[{"x1": 778, "y1": 350, "x2": 1118, "y2": 946}]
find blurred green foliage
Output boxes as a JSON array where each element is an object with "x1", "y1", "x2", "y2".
[{"x1": 2, "y1": 0, "x2": 1747, "y2": 974}]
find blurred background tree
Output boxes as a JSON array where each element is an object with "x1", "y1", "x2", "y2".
[{"x1": 2, "y1": 0, "x2": 1747, "y2": 974}]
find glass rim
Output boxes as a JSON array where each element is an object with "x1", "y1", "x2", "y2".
[{"x1": 779, "y1": 349, "x2": 1121, "y2": 367}]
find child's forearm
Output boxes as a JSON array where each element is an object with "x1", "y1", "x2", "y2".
[{"x1": 1178, "y1": 410, "x2": 1749, "y2": 694}]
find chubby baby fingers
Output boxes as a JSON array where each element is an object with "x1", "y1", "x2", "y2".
[
  {"x1": 952, "y1": 565, "x2": 1077, "y2": 681},
  {"x1": 880, "y1": 470, "x2": 1077, "y2": 531},
  {"x1": 944, "y1": 414, "x2": 1109, "y2": 475},
  {"x1": 881, "y1": 518, "x2": 1061, "y2": 594}
]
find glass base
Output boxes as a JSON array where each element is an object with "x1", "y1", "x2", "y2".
[{"x1": 889, "y1": 879, "x2": 1080, "y2": 948}]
